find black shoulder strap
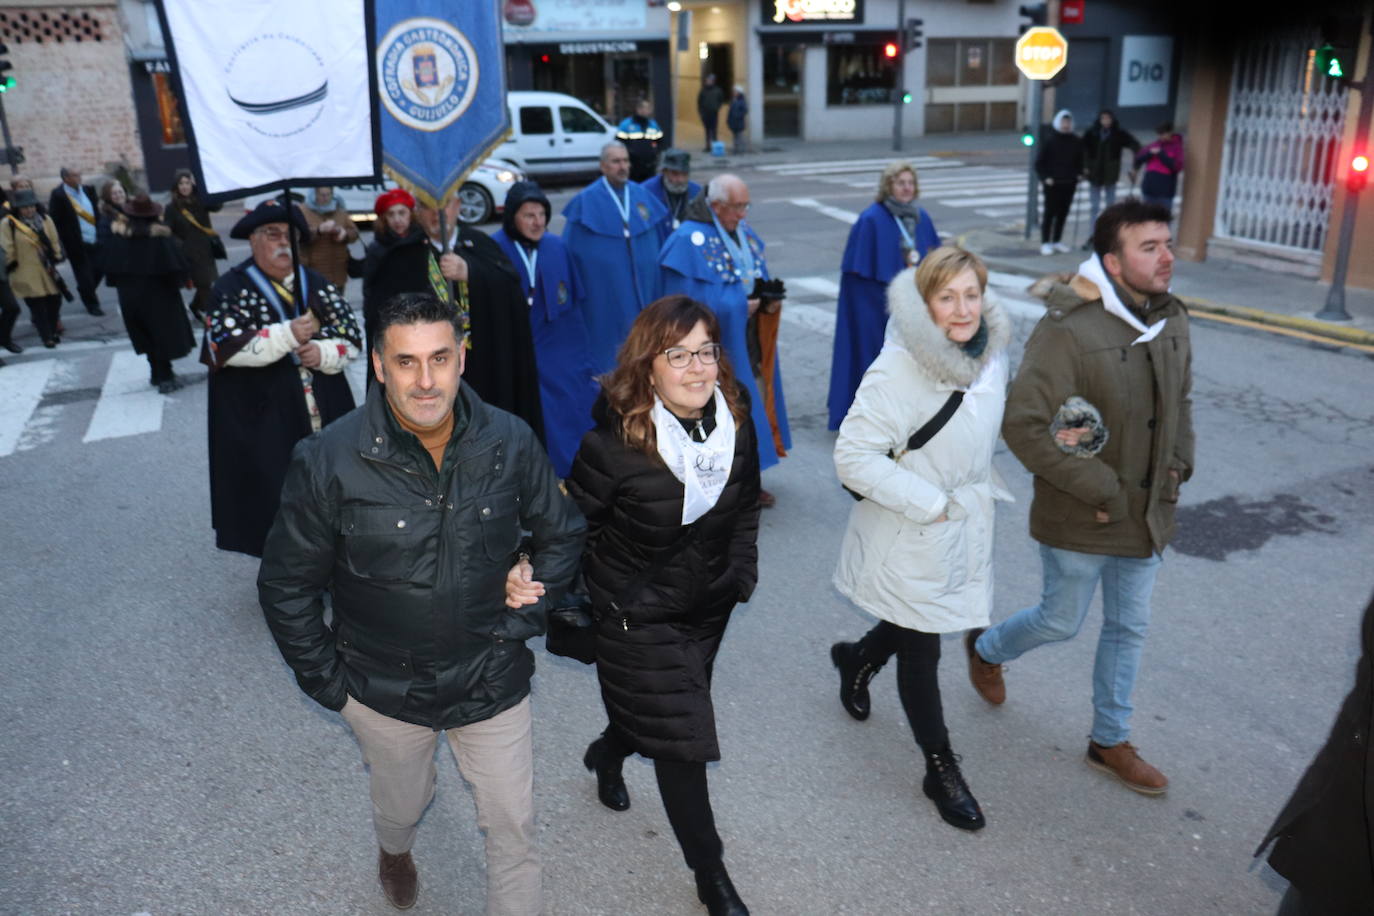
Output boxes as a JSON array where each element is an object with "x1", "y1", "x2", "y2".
[{"x1": 905, "y1": 390, "x2": 964, "y2": 452}]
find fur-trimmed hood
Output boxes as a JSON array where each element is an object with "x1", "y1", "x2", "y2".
[{"x1": 885, "y1": 266, "x2": 1011, "y2": 389}]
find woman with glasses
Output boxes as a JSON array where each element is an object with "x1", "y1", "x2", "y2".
[
  {"x1": 828, "y1": 247, "x2": 1011, "y2": 832},
  {"x1": 566, "y1": 295, "x2": 760, "y2": 915}
]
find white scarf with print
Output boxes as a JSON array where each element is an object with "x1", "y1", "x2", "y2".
[{"x1": 653, "y1": 385, "x2": 735, "y2": 524}]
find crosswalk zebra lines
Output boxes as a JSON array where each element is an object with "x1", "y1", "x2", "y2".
[
  {"x1": 0, "y1": 351, "x2": 369, "y2": 458},
  {"x1": 762, "y1": 156, "x2": 1170, "y2": 224}
]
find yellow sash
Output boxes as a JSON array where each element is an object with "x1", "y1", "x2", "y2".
[
  {"x1": 178, "y1": 204, "x2": 220, "y2": 238},
  {"x1": 66, "y1": 190, "x2": 96, "y2": 226},
  {"x1": 6, "y1": 213, "x2": 45, "y2": 248}
]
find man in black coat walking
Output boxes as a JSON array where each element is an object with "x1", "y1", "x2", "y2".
[
  {"x1": 46, "y1": 166, "x2": 104, "y2": 314},
  {"x1": 259, "y1": 291, "x2": 585, "y2": 913}
]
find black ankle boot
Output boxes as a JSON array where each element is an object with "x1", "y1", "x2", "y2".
[
  {"x1": 830, "y1": 641, "x2": 883, "y2": 721},
  {"x1": 694, "y1": 861, "x2": 748, "y2": 915},
  {"x1": 922, "y1": 746, "x2": 985, "y2": 831},
  {"x1": 583, "y1": 737, "x2": 630, "y2": 811}
]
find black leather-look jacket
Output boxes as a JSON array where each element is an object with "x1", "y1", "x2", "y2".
[{"x1": 258, "y1": 383, "x2": 586, "y2": 729}]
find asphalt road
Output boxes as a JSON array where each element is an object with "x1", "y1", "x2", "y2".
[{"x1": 3, "y1": 156, "x2": 1373, "y2": 915}]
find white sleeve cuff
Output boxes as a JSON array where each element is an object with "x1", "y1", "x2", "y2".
[
  {"x1": 224, "y1": 320, "x2": 299, "y2": 368},
  {"x1": 312, "y1": 338, "x2": 359, "y2": 375}
]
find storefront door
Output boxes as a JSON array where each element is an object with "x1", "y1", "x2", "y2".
[{"x1": 763, "y1": 44, "x2": 803, "y2": 138}]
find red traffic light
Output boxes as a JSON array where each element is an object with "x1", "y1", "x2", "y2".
[
  {"x1": 883, "y1": 42, "x2": 899, "y2": 59},
  {"x1": 1349, "y1": 154, "x2": 1369, "y2": 193},
  {"x1": 1354, "y1": 154, "x2": 1370, "y2": 172}
]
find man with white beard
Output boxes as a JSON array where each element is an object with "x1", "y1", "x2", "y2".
[
  {"x1": 202, "y1": 200, "x2": 363, "y2": 557},
  {"x1": 641, "y1": 148, "x2": 702, "y2": 244}
]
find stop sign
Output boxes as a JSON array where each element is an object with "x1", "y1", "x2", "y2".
[{"x1": 1016, "y1": 26, "x2": 1068, "y2": 80}]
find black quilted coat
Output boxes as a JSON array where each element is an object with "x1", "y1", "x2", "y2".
[{"x1": 568, "y1": 394, "x2": 761, "y2": 762}]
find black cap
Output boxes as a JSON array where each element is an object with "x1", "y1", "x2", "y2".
[
  {"x1": 660, "y1": 149, "x2": 691, "y2": 173},
  {"x1": 230, "y1": 199, "x2": 311, "y2": 240}
]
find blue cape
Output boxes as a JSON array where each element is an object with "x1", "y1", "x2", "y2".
[
  {"x1": 562, "y1": 180, "x2": 668, "y2": 372},
  {"x1": 492, "y1": 228, "x2": 598, "y2": 479},
  {"x1": 641, "y1": 174, "x2": 703, "y2": 244},
  {"x1": 660, "y1": 218, "x2": 790, "y2": 471},
  {"x1": 827, "y1": 202, "x2": 940, "y2": 429}
]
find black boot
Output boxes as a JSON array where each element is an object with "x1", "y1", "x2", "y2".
[
  {"x1": 583, "y1": 736, "x2": 630, "y2": 811},
  {"x1": 922, "y1": 746, "x2": 985, "y2": 830},
  {"x1": 830, "y1": 641, "x2": 884, "y2": 721},
  {"x1": 694, "y1": 861, "x2": 748, "y2": 916}
]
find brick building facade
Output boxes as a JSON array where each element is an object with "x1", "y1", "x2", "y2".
[{"x1": 0, "y1": 1, "x2": 143, "y2": 190}]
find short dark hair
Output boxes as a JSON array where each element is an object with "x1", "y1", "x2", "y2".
[
  {"x1": 372, "y1": 292, "x2": 462, "y2": 354},
  {"x1": 1091, "y1": 198, "x2": 1173, "y2": 258}
]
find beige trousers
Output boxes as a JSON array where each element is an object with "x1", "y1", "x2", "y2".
[{"x1": 340, "y1": 695, "x2": 541, "y2": 916}]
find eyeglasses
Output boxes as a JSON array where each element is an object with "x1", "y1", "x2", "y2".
[
  {"x1": 255, "y1": 227, "x2": 295, "y2": 242},
  {"x1": 661, "y1": 343, "x2": 722, "y2": 369},
  {"x1": 722, "y1": 201, "x2": 750, "y2": 213}
]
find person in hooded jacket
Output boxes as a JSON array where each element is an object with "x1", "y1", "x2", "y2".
[
  {"x1": 1081, "y1": 110, "x2": 1140, "y2": 231},
  {"x1": 1035, "y1": 110, "x2": 1085, "y2": 255},
  {"x1": 492, "y1": 181, "x2": 598, "y2": 478},
  {"x1": 525, "y1": 295, "x2": 760, "y2": 915},
  {"x1": 828, "y1": 247, "x2": 1011, "y2": 832},
  {"x1": 1134, "y1": 122, "x2": 1184, "y2": 215}
]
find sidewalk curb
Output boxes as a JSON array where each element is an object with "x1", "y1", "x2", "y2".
[{"x1": 959, "y1": 237, "x2": 1374, "y2": 352}]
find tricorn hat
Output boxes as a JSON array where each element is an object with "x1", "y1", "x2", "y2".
[
  {"x1": 9, "y1": 188, "x2": 39, "y2": 210},
  {"x1": 123, "y1": 193, "x2": 162, "y2": 220},
  {"x1": 230, "y1": 199, "x2": 311, "y2": 240},
  {"x1": 660, "y1": 149, "x2": 691, "y2": 173}
]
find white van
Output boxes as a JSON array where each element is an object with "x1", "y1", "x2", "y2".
[{"x1": 502, "y1": 90, "x2": 617, "y2": 178}]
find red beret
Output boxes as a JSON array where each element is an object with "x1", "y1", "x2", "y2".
[{"x1": 374, "y1": 188, "x2": 416, "y2": 216}]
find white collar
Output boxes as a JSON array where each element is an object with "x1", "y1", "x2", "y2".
[{"x1": 1075, "y1": 254, "x2": 1166, "y2": 345}]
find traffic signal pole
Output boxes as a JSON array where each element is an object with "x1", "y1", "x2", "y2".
[
  {"x1": 1317, "y1": 25, "x2": 1373, "y2": 322},
  {"x1": 1023, "y1": 81, "x2": 1042, "y2": 240},
  {"x1": 0, "y1": 94, "x2": 16, "y2": 176},
  {"x1": 892, "y1": 0, "x2": 907, "y2": 152}
]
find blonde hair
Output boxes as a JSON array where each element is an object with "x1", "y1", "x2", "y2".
[
  {"x1": 914, "y1": 246, "x2": 988, "y2": 304},
  {"x1": 876, "y1": 161, "x2": 919, "y2": 202}
]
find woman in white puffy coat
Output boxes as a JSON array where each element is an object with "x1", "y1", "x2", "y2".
[{"x1": 829, "y1": 246, "x2": 1011, "y2": 831}]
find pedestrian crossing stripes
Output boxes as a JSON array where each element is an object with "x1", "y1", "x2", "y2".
[{"x1": 83, "y1": 351, "x2": 168, "y2": 444}]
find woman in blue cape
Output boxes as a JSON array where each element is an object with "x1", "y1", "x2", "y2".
[
  {"x1": 660, "y1": 177, "x2": 790, "y2": 495},
  {"x1": 826, "y1": 161, "x2": 940, "y2": 430},
  {"x1": 493, "y1": 182, "x2": 598, "y2": 478}
]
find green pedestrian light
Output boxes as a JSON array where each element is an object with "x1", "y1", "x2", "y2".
[
  {"x1": 1316, "y1": 42, "x2": 1347, "y2": 80},
  {"x1": 0, "y1": 77, "x2": 14, "y2": 93},
  {"x1": 901, "y1": 91, "x2": 913, "y2": 105},
  {"x1": 1021, "y1": 129, "x2": 1035, "y2": 147}
]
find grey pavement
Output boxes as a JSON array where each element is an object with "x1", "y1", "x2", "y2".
[{"x1": 4, "y1": 152, "x2": 1374, "y2": 915}]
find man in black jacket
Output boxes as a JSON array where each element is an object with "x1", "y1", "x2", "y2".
[
  {"x1": 258, "y1": 292, "x2": 585, "y2": 913},
  {"x1": 46, "y1": 166, "x2": 103, "y2": 313}
]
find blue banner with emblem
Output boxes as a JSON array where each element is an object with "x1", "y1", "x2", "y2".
[{"x1": 374, "y1": 2, "x2": 510, "y2": 208}]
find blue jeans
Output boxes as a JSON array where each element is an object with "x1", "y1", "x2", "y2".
[
  {"x1": 1088, "y1": 183, "x2": 1116, "y2": 227},
  {"x1": 975, "y1": 544, "x2": 1163, "y2": 746}
]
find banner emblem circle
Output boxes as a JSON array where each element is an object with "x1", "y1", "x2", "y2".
[{"x1": 377, "y1": 17, "x2": 479, "y2": 133}]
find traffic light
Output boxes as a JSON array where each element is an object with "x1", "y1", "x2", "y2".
[
  {"x1": 906, "y1": 18, "x2": 924, "y2": 51},
  {"x1": 1020, "y1": 126, "x2": 1035, "y2": 147},
  {"x1": 0, "y1": 43, "x2": 13, "y2": 93},
  {"x1": 1315, "y1": 44, "x2": 1345, "y2": 79},
  {"x1": 1318, "y1": 15, "x2": 1359, "y2": 86},
  {"x1": 1350, "y1": 154, "x2": 1370, "y2": 193},
  {"x1": 1018, "y1": 3, "x2": 1047, "y2": 35},
  {"x1": 901, "y1": 91, "x2": 913, "y2": 104},
  {"x1": 883, "y1": 42, "x2": 899, "y2": 59}
]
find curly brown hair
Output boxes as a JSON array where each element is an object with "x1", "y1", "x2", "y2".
[{"x1": 602, "y1": 295, "x2": 750, "y2": 458}]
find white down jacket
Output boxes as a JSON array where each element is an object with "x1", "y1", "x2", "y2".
[{"x1": 833, "y1": 267, "x2": 1012, "y2": 633}]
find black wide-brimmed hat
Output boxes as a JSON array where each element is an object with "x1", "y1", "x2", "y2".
[
  {"x1": 230, "y1": 199, "x2": 311, "y2": 240},
  {"x1": 123, "y1": 193, "x2": 162, "y2": 220}
]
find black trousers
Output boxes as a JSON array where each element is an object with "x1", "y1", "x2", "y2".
[
  {"x1": 0, "y1": 279, "x2": 19, "y2": 344},
  {"x1": 24, "y1": 294, "x2": 61, "y2": 343},
  {"x1": 1041, "y1": 181, "x2": 1077, "y2": 244},
  {"x1": 701, "y1": 113, "x2": 718, "y2": 149},
  {"x1": 148, "y1": 357, "x2": 174, "y2": 383},
  {"x1": 855, "y1": 620, "x2": 950, "y2": 753},
  {"x1": 600, "y1": 725, "x2": 724, "y2": 870},
  {"x1": 71, "y1": 241, "x2": 103, "y2": 308}
]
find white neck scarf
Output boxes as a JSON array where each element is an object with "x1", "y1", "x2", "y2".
[
  {"x1": 653, "y1": 386, "x2": 735, "y2": 525},
  {"x1": 1076, "y1": 254, "x2": 1166, "y2": 346}
]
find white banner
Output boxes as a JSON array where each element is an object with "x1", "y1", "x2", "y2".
[
  {"x1": 1118, "y1": 36, "x2": 1173, "y2": 108},
  {"x1": 157, "y1": 0, "x2": 378, "y2": 197},
  {"x1": 502, "y1": 0, "x2": 647, "y2": 34}
]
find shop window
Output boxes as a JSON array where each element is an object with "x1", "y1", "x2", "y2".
[
  {"x1": 152, "y1": 73, "x2": 186, "y2": 147},
  {"x1": 827, "y1": 45, "x2": 899, "y2": 107},
  {"x1": 559, "y1": 106, "x2": 604, "y2": 134},
  {"x1": 959, "y1": 40, "x2": 991, "y2": 87},
  {"x1": 520, "y1": 106, "x2": 554, "y2": 135},
  {"x1": 926, "y1": 41, "x2": 957, "y2": 88},
  {"x1": 990, "y1": 39, "x2": 1018, "y2": 86},
  {"x1": 928, "y1": 38, "x2": 1019, "y2": 88}
]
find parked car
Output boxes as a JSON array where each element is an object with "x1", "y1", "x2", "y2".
[
  {"x1": 236, "y1": 158, "x2": 524, "y2": 226},
  {"x1": 501, "y1": 90, "x2": 617, "y2": 178}
]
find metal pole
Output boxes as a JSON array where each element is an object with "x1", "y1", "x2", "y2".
[
  {"x1": 1023, "y1": 80, "x2": 1042, "y2": 240},
  {"x1": 0, "y1": 93, "x2": 17, "y2": 175},
  {"x1": 1318, "y1": 32, "x2": 1373, "y2": 322},
  {"x1": 892, "y1": 0, "x2": 907, "y2": 152}
]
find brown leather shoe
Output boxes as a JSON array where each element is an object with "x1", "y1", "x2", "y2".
[
  {"x1": 378, "y1": 848, "x2": 418, "y2": 909},
  {"x1": 963, "y1": 628, "x2": 1005, "y2": 705},
  {"x1": 1086, "y1": 741, "x2": 1168, "y2": 796}
]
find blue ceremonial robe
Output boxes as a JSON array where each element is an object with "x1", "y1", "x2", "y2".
[
  {"x1": 562, "y1": 179, "x2": 668, "y2": 372},
  {"x1": 826, "y1": 201, "x2": 940, "y2": 430},
  {"x1": 660, "y1": 218, "x2": 791, "y2": 472},
  {"x1": 641, "y1": 174, "x2": 703, "y2": 244},
  {"x1": 493, "y1": 228, "x2": 598, "y2": 479}
]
